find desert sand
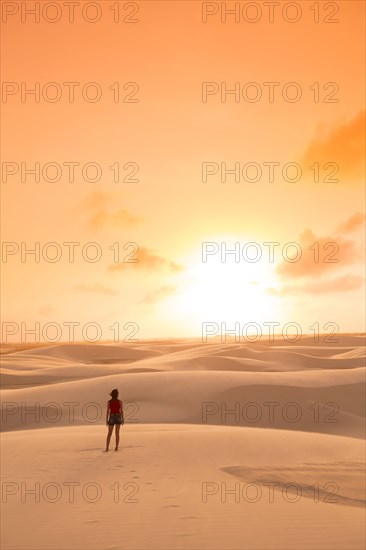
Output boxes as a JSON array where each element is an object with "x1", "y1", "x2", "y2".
[{"x1": 1, "y1": 335, "x2": 365, "y2": 549}]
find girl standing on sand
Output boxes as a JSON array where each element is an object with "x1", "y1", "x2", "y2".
[{"x1": 105, "y1": 388, "x2": 124, "y2": 452}]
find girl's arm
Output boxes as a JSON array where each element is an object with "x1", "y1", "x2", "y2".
[{"x1": 106, "y1": 402, "x2": 110, "y2": 425}]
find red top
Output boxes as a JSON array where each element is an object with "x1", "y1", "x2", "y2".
[{"x1": 109, "y1": 399, "x2": 121, "y2": 414}]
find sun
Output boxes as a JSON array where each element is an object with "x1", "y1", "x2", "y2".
[{"x1": 163, "y1": 237, "x2": 282, "y2": 335}]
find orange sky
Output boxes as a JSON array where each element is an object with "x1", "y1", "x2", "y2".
[{"x1": 1, "y1": 0, "x2": 365, "y2": 341}]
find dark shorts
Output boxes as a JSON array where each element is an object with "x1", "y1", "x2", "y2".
[{"x1": 108, "y1": 413, "x2": 122, "y2": 425}]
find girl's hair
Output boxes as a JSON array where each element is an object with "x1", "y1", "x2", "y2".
[{"x1": 110, "y1": 389, "x2": 119, "y2": 399}]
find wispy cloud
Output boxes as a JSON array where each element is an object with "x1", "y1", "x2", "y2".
[
  {"x1": 276, "y1": 214, "x2": 364, "y2": 280},
  {"x1": 74, "y1": 283, "x2": 118, "y2": 296},
  {"x1": 81, "y1": 191, "x2": 142, "y2": 228},
  {"x1": 108, "y1": 247, "x2": 184, "y2": 273},
  {"x1": 141, "y1": 285, "x2": 177, "y2": 305},
  {"x1": 301, "y1": 110, "x2": 365, "y2": 182},
  {"x1": 336, "y1": 212, "x2": 365, "y2": 234}
]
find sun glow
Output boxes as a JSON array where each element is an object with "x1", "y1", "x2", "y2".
[{"x1": 164, "y1": 238, "x2": 282, "y2": 333}]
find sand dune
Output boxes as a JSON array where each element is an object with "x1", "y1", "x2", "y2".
[
  {"x1": 1, "y1": 336, "x2": 365, "y2": 549},
  {"x1": 1, "y1": 425, "x2": 365, "y2": 550}
]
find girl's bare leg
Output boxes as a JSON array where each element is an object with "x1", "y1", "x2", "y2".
[
  {"x1": 115, "y1": 425, "x2": 121, "y2": 451},
  {"x1": 105, "y1": 425, "x2": 114, "y2": 451}
]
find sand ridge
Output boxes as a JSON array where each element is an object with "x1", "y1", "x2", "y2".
[{"x1": 1, "y1": 336, "x2": 365, "y2": 549}]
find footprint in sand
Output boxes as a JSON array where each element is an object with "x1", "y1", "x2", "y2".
[
  {"x1": 162, "y1": 504, "x2": 181, "y2": 508},
  {"x1": 85, "y1": 519, "x2": 100, "y2": 524}
]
